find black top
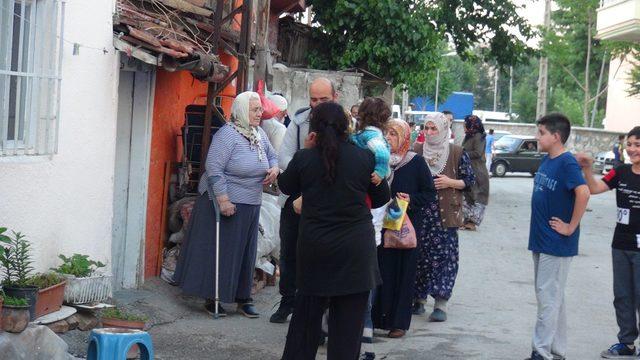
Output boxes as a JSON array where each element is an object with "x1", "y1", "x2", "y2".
[
  {"x1": 278, "y1": 142, "x2": 391, "y2": 296},
  {"x1": 389, "y1": 155, "x2": 436, "y2": 217},
  {"x1": 603, "y1": 165, "x2": 640, "y2": 251}
]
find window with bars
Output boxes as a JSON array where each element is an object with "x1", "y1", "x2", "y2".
[{"x1": 0, "y1": 0, "x2": 64, "y2": 156}]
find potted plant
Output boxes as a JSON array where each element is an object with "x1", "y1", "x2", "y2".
[
  {"x1": 100, "y1": 307, "x2": 147, "y2": 330},
  {"x1": 27, "y1": 272, "x2": 67, "y2": 318},
  {"x1": 1, "y1": 296, "x2": 30, "y2": 333},
  {"x1": 101, "y1": 307, "x2": 148, "y2": 358},
  {"x1": 0, "y1": 230, "x2": 38, "y2": 319},
  {"x1": 51, "y1": 254, "x2": 111, "y2": 304}
]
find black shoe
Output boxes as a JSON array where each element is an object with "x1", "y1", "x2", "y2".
[
  {"x1": 412, "y1": 301, "x2": 425, "y2": 315},
  {"x1": 237, "y1": 303, "x2": 260, "y2": 318},
  {"x1": 318, "y1": 331, "x2": 327, "y2": 346},
  {"x1": 204, "y1": 302, "x2": 226, "y2": 317},
  {"x1": 269, "y1": 305, "x2": 292, "y2": 323}
]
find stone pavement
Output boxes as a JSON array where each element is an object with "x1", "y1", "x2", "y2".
[{"x1": 61, "y1": 176, "x2": 621, "y2": 359}]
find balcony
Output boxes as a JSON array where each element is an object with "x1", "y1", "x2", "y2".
[{"x1": 596, "y1": 0, "x2": 640, "y2": 42}]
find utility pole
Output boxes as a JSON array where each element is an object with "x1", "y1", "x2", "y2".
[
  {"x1": 253, "y1": 0, "x2": 271, "y2": 90},
  {"x1": 509, "y1": 66, "x2": 513, "y2": 115},
  {"x1": 536, "y1": 0, "x2": 552, "y2": 120},
  {"x1": 493, "y1": 68, "x2": 499, "y2": 112},
  {"x1": 435, "y1": 69, "x2": 441, "y2": 112}
]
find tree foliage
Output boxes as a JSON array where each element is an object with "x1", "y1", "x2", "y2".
[{"x1": 306, "y1": 0, "x2": 535, "y2": 95}]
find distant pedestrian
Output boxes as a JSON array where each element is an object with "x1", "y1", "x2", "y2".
[
  {"x1": 526, "y1": 113, "x2": 590, "y2": 360},
  {"x1": 416, "y1": 124, "x2": 426, "y2": 144},
  {"x1": 261, "y1": 94, "x2": 288, "y2": 152},
  {"x1": 350, "y1": 103, "x2": 360, "y2": 131},
  {"x1": 442, "y1": 110, "x2": 455, "y2": 143},
  {"x1": 485, "y1": 129, "x2": 495, "y2": 173},
  {"x1": 461, "y1": 115, "x2": 490, "y2": 231},
  {"x1": 575, "y1": 126, "x2": 640, "y2": 359},
  {"x1": 412, "y1": 112, "x2": 475, "y2": 322},
  {"x1": 279, "y1": 102, "x2": 390, "y2": 360},
  {"x1": 613, "y1": 134, "x2": 626, "y2": 167},
  {"x1": 409, "y1": 122, "x2": 418, "y2": 144}
]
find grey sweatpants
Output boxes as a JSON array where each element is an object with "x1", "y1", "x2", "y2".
[
  {"x1": 613, "y1": 248, "x2": 640, "y2": 345},
  {"x1": 531, "y1": 252, "x2": 573, "y2": 360}
]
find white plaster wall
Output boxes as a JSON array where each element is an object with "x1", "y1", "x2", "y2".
[
  {"x1": 0, "y1": 0, "x2": 119, "y2": 273},
  {"x1": 603, "y1": 56, "x2": 640, "y2": 133}
]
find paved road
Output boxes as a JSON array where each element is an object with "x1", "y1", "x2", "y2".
[{"x1": 64, "y1": 176, "x2": 620, "y2": 359}]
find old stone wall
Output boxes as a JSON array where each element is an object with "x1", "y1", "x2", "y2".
[
  {"x1": 451, "y1": 120, "x2": 626, "y2": 155},
  {"x1": 271, "y1": 64, "x2": 363, "y2": 115}
]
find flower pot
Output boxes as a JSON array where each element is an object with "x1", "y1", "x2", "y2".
[
  {"x1": 0, "y1": 297, "x2": 3, "y2": 333},
  {"x1": 101, "y1": 317, "x2": 145, "y2": 330},
  {"x1": 1, "y1": 305, "x2": 30, "y2": 333},
  {"x1": 62, "y1": 274, "x2": 112, "y2": 304},
  {"x1": 34, "y1": 281, "x2": 66, "y2": 319},
  {"x1": 101, "y1": 317, "x2": 146, "y2": 359},
  {"x1": 3, "y1": 285, "x2": 38, "y2": 320}
]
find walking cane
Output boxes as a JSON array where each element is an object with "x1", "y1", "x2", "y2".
[{"x1": 208, "y1": 179, "x2": 222, "y2": 319}]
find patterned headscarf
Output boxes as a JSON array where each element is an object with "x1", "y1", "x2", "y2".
[
  {"x1": 423, "y1": 112, "x2": 450, "y2": 175},
  {"x1": 229, "y1": 91, "x2": 265, "y2": 160},
  {"x1": 387, "y1": 119, "x2": 416, "y2": 185},
  {"x1": 464, "y1": 114, "x2": 486, "y2": 140}
]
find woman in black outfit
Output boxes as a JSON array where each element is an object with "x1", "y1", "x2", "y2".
[
  {"x1": 278, "y1": 102, "x2": 390, "y2": 360},
  {"x1": 372, "y1": 119, "x2": 436, "y2": 338}
]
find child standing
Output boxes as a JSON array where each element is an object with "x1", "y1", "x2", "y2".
[
  {"x1": 350, "y1": 97, "x2": 391, "y2": 186},
  {"x1": 576, "y1": 126, "x2": 640, "y2": 359},
  {"x1": 526, "y1": 113, "x2": 590, "y2": 360}
]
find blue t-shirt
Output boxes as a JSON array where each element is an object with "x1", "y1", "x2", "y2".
[
  {"x1": 485, "y1": 135, "x2": 495, "y2": 154},
  {"x1": 528, "y1": 152, "x2": 587, "y2": 257}
]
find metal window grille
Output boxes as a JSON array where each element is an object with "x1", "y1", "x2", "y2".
[{"x1": 0, "y1": 0, "x2": 64, "y2": 156}]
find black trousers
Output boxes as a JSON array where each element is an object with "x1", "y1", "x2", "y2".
[
  {"x1": 281, "y1": 291, "x2": 369, "y2": 360},
  {"x1": 278, "y1": 198, "x2": 300, "y2": 309}
]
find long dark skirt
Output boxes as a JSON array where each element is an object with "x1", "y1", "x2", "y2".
[
  {"x1": 414, "y1": 200, "x2": 460, "y2": 301},
  {"x1": 372, "y1": 245, "x2": 418, "y2": 331},
  {"x1": 174, "y1": 193, "x2": 260, "y2": 303}
]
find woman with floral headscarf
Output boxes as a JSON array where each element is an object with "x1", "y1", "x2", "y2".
[
  {"x1": 411, "y1": 113, "x2": 475, "y2": 322},
  {"x1": 175, "y1": 91, "x2": 279, "y2": 318},
  {"x1": 461, "y1": 115, "x2": 490, "y2": 231},
  {"x1": 370, "y1": 119, "x2": 436, "y2": 340}
]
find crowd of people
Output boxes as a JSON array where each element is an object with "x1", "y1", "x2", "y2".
[{"x1": 171, "y1": 76, "x2": 640, "y2": 360}]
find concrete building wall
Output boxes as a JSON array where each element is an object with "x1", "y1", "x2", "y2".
[
  {"x1": 271, "y1": 65, "x2": 362, "y2": 114},
  {"x1": 603, "y1": 56, "x2": 640, "y2": 133},
  {"x1": 0, "y1": 1, "x2": 119, "y2": 272},
  {"x1": 452, "y1": 120, "x2": 625, "y2": 155}
]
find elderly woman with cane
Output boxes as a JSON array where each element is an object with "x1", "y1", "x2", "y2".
[{"x1": 174, "y1": 91, "x2": 279, "y2": 318}]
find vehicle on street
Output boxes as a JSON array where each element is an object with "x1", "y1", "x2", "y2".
[
  {"x1": 594, "y1": 151, "x2": 615, "y2": 174},
  {"x1": 492, "y1": 130, "x2": 511, "y2": 143},
  {"x1": 491, "y1": 135, "x2": 544, "y2": 177}
]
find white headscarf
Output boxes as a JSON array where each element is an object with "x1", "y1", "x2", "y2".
[
  {"x1": 230, "y1": 91, "x2": 264, "y2": 160},
  {"x1": 422, "y1": 112, "x2": 450, "y2": 175}
]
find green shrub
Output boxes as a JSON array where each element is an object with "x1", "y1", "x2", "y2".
[
  {"x1": 3, "y1": 296, "x2": 29, "y2": 307},
  {"x1": 26, "y1": 273, "x2": 66, "y2": 289},
  {"x1": 0, "y1": 231, "x2": 34, "y2": 286},
  {"x1": 101, "y1": 307, "x2": 147, "y2": 322},
  {"x1": 51, "y1": 254, "x2": 105, "y2": 278}
]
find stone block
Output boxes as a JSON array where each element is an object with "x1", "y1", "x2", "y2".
[
  {"x1": 0, "y1": 324, "x2": 75, "y2": 359},
  {"x1": 47, "y1": 320, "x2": 69, "y2": 334},
  {"x1": 76, "y1": 312, "x2": 98, "y2": 331},
  {"x1": 65, "y1": 314, "x2": 79, "y2": 331}
]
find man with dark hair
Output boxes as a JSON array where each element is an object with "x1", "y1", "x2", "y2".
[
  {"x1": 614, "y1": 134, "x2": 626, "y2": 167},
  {"x1": 485, "y1": 129, "x2": 495, "y2": 172},
  {"x1": 271, "y1": 77, "x2": 338, "y2": 324},
  {"x1": 350, "y1": 104, "x2": 360, "y2": 131},
  {"x1": 526, "y1": 113, "x2": 590, "y2": 360}
]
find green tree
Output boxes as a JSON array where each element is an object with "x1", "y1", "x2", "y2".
[{"x1": 307, "y1": 0, "x2": 535, "y2": 96}]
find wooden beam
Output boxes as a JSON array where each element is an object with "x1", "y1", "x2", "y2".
[
  {"x1": 113, "y1": 36, "x2": 158, "y2": 66},
  {"x1": 157, "y1": 0, "x2": 213, "y2": 16}
]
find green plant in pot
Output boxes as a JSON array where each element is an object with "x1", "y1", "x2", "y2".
[
  {"x1": 52, "y1": 254, "x2": 110, "y2": 305},
  {"x1": 100, "y1": 307, "x2": 148, "y2": 358},
  {"x1": 27, "y1": 272, "x2": 67, "y2": 318},
  {"x1": 0, "y1": 229, "x2": 38, "y2": 320},
  {"x1": 1, "y1": 295, "x2": 31, "y2": 333}
]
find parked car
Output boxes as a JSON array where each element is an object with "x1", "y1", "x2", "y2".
[
  {"x1": 594, "y1": 151, "x2": 615, "y2": 174},
  {"x1": 492, "y1": 130, "x2": 511, "y2": 143},
  {"x1": 491, "y1": 135, "x2": 544, "y2": 177}
]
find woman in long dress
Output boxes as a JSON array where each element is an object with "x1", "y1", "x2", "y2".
[
  {"x1": 174, "y1": 91, "x2": 279, "y2": 318},
  {"x1": 413, "y1": 112, "x2": 475, "y2": 322},
  {"x1": 461, "y1": 114, "x2": 490, "y2": 230},
  {"x1": 372, "y1": 119, "x2": 436, "y2": 338}
]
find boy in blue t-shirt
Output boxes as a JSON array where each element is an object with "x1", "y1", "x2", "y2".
[
  {"x1": 576, "y1": 126, "x2": 640, "y2": 358},
  {"x1": 526, "y1": 113, "x2": 590, "y2": 360}
]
